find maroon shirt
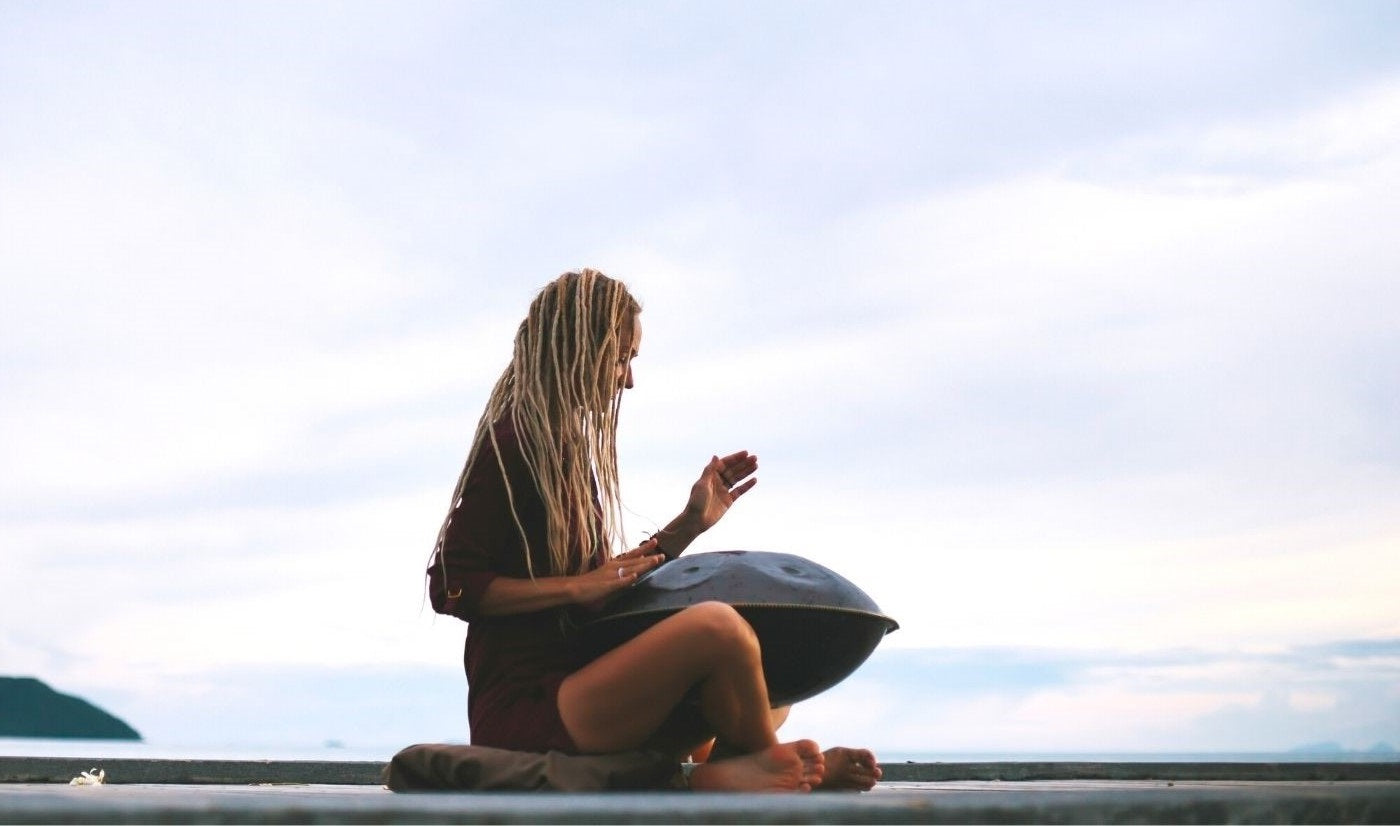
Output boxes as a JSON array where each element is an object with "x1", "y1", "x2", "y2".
[{"x1": 428, "y1": 417, "x2": 601, "y2": 753}]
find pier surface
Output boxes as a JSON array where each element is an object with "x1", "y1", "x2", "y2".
[{"x1": 2, "y1": 757, "x2": 1397, "y2": 824}]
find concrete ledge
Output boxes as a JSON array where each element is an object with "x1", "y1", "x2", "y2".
[
  {"x1": 881, "y1": 761, "x2": 1400, "y2": 782},
  {"x1": 0, "y1": 757, "x2": 387, "y2": 785},
  {"x1": 4, "y1": 758, "x2": 1400, "y2": 824},
  {"x1": 3, "y1": 756, "x2": 1397, "y2": 785},
  {"x1": 1, "y1": 782, "x2": 1399, "y2": 824}
]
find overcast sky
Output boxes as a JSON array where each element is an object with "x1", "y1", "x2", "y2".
[{"x1": 2, "y1": 1, "x2": 1398, "y2": 756}]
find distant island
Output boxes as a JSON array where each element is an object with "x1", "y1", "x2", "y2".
[{"x1": 0, "y1": 677, "x2": 141, "y2": 740}]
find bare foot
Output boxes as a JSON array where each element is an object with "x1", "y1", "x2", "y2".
[
  {"x1": 688, "y1": 740, "x2": 824, "y2": 792},
  {"x1": 817, "y1": 747, "x2": 882, "y2": 791}
]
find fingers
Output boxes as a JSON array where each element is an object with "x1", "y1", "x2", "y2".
[
  {"x1": 616, "y1": 537, "x2": 661, "y2": 560},
  {"x1": 710, "y1": 451, "x2": 759, "y2": 489},
  {"x1": 716, "y1": 451, "x2": 758, "y2": 474},
  {"x1": 609, "y1": 551, "x2": 663, "y2": 586}
]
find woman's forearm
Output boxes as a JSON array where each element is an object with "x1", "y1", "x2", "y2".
[
  {"x1": 654, "y1": 513, "x2": 705, "y2": 560},
  {"x1": 475, "y1": 574, "x2": 581, "y2": 616}
]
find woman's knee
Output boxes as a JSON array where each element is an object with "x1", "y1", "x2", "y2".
[{"x1": 677, "y1": 601, "x2": 760, "y2": 657}]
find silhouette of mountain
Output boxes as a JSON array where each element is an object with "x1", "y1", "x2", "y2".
[{"x1": 0, "y1": 677, "x2": 141, "y2": 740}]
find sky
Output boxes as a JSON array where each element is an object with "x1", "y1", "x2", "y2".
[{"x1": 2, "y1": 0, "x2": 1398, "y2": 757}]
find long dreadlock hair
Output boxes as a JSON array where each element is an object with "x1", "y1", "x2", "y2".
[{"x1": 433, "y1": 269, "x2": 640, "y2": 581}]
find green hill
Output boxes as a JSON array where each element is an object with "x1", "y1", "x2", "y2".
[{"x1": 0, "y1": 677, "x2": 141, "y2": 740}]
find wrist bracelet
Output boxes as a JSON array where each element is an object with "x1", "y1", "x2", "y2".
[{"x1": 649, "y1": 531, "x2": 677, "y2": 560}]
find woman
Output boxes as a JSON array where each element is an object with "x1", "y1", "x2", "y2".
[{"x1": 427, "y1": 269, "x2": 879, "y2": 792}]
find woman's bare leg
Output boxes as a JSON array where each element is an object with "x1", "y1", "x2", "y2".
[
  {"x1": 558, "y1": 601, "x2": 822, "y2": 791},
  {"x1": 702, "y1": 706, "x2": 792, "y2": 760},
  {"x1": 560, "y1": 602, "x2": 774, "y2": 753}
]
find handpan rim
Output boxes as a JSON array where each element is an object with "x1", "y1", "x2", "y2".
[{"x1": 586, "y1": 603, "x2": 900, "y2": 634}]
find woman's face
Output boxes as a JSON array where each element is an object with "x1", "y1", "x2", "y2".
[{"x1": 614, "y1": 313, "x2": 641, "y2": 393}]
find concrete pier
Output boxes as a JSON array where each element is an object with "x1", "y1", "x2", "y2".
[{"x1": 2, "y1": 757, "x2": 1397, "y2": 824}]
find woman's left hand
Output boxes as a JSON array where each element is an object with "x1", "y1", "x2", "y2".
[{"x1": 684, "y1": 450, "x2": 758, "y2": 532}]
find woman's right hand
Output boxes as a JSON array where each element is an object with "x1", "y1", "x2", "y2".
[{"x1": 574, "y1": 539, "x2": 665, "y2": 610}]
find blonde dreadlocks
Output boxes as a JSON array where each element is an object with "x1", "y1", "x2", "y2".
[{"x1": 434, "y1": 269, "x2": 641, "y2": 581}]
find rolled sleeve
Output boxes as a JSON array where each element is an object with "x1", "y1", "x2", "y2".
[{"x1": 428, "y1": 424, "x2": 539, "y2": 622}]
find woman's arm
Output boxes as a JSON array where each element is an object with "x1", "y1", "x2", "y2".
[{"x1": 474, "y1": 540, "x2": 665, "y2": 616}]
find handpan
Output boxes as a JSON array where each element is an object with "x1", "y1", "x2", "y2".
[{"x1": 583, "y1": 551, "x2": 898, "y2": 706}]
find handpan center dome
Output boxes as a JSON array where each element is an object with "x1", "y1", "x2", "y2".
[{"x1": 584, "y1": 551, "x2": 898, "y2": 706}]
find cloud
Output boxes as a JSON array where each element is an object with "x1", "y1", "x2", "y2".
[
  {"x1": 600, "y1": 80, "x2": 1400, "y2": 656},
  {"x1": 786, "y1": 640, "x2": 1400, "y2": 754},
  {"x1": 17, "y1": 640, "x2": 1394, "y2": 756},
  {"x1": 3, "y1": 1, "x2": 1399, "y2": 758},
  {"x1": 608, "y1": 78, "x2": 1400, "y2": 507},
  {"x1": 1080, "y1": 77, "x2": 1400, "y2": 185},
  {"x1": 55, "y1": 663, "x2": 470, "y2": 754}
]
